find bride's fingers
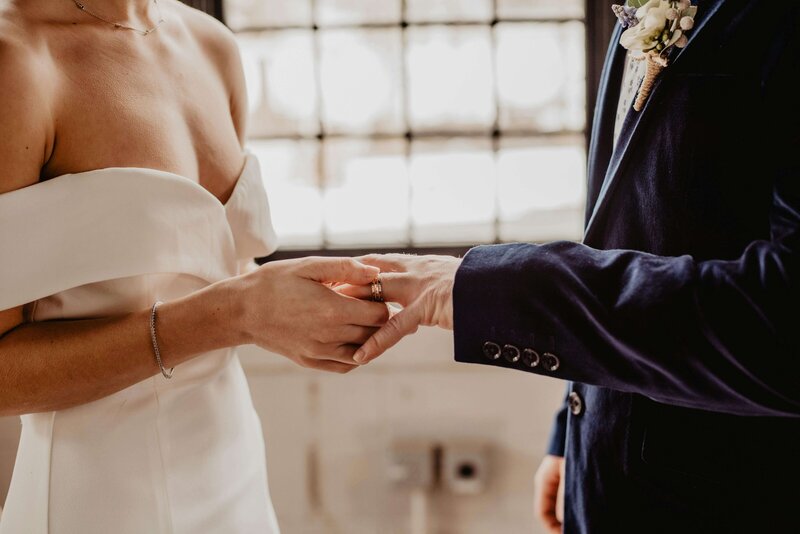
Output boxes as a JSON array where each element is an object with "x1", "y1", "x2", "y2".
[
  {"x1": 309, "y1": 344, "x2": 362, "y2": 365},
  {"x1": 357, "y1": 254, "x2": 411, "y2": 273},
  {"x1": 336, "y1": 325, "x2": 380, "y2": 345},
  {"x1": 353, "y1": 304, "x2": 422, "y2": 364},
  {"x1": 338, "y1": 298, "x2": 391, "y2": 327},
  {"x1": 299, "y1": 356, "x2": 359, "y2": 374},
  {"x1": 299, "y1": 257, "x2": 380, "y2": 285},
  {"x1": 335, "y1": 283, "x2": 371, "y2": 300}
]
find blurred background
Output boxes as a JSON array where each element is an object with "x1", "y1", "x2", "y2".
[
  {"x1": 231, "y1": 0, "x2": 588, "y2": 249},
  {"x1": 0, "y1": 1, "x2": 616, "y2": 532}
]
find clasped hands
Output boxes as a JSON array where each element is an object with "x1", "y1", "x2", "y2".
[{"x1": 231, "y1": 254, "x2": 461, "y2": 373}]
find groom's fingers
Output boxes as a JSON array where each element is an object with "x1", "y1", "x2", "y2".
[
  {"x1": 299, "y1": 257, "x2": 380, "y2": 285},
  {"x1": 336, "y1": 273, "x2": 413, "y2": 304},
  {"x1": 353, "y1": 304, "x2": 421, "y2": 364}
]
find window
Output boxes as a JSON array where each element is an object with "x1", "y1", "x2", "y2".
[{"x1": 224, "y1": 0, "x2": 588, "y2": 252}]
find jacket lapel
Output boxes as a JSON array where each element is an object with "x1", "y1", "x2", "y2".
[
  {"x1": 582, "y1": 0, "x2": 727, "y2": 244},
  {"x1": 584, "y1": 22, "x2": 627, "y2": 225}
]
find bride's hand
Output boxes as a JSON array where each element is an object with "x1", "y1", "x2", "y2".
[{"x1": 227, "y1": 257, "x2": 390, "y2": 373}]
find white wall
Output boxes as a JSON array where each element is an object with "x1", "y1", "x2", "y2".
[{"x1": 0, "y1": 328, "x2": 565, "y2": 533}]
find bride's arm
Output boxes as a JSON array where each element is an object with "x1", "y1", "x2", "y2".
[
  {"x1": 1, "y1": 260, "x2": 389, "y2": 417},
  {"x1": 0, "y1": 38, "x2": 389, "y2": 417}
]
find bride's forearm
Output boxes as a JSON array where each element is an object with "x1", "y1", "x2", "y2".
[{"x1": 0, "y1": 279, "x2": 247, "y2": 417}]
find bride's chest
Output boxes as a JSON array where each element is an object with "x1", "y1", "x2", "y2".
[{"x1": 42, "y1": 35, "x2": 243, "y2": 200}]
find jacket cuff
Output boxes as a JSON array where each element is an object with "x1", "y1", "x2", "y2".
[{"x1": 452, "y1": 244, "x2": 570, "y2": 379}]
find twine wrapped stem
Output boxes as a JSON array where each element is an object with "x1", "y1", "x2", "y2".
[{"x1": 634, "y1": 53, "x2": 668, "y2": 112}]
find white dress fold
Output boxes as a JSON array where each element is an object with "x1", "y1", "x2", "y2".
[{"x1": 0, "y1": 153, "x2": 280, "y2": 534}]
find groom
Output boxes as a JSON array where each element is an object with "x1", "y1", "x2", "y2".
[{"x1": 351, "y1": 2, "x2": 800, "y2": 532}]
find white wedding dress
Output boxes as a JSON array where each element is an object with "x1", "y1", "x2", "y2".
[{"x1": 0, "y1": 153, "x2": 281, "y2": 533}]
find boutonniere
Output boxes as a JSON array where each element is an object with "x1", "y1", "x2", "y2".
[{"x1": 612, "y1": 0, "x2": 698, "y2": 111}]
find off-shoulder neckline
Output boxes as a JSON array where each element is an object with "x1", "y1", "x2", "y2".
[{"x1": 34, "y1": 153, "x2": 257, "y2": 209}]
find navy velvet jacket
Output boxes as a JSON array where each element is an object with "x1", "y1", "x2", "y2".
[{"x1": 453, "y1": 1, "x2": 800, "y2": 532}]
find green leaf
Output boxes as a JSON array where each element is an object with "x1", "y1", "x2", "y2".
[{"x1": 627, "y1": 0, "x2": 649, "y2": 7}]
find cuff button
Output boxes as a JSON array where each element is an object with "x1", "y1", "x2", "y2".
[
  {"x1": 542, "y1": 352, "x2": 560, "y2": 372},
  {"x1": 502, "y1": 344, "x2": 521, "y2": 363},
  {"x1": 482, "y1": 342, "x2": 501, "y2": 361},
  {"x1": 521, "y1": 348, "x2": 540, "y2": 368}
]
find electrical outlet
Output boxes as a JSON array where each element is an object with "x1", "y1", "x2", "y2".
[
  {"x1": 441, "y1": 442, "x2": 490, "y2": 495},
  {"x1": 386, "y1": 440, "x2": 435, "y2": 490}
]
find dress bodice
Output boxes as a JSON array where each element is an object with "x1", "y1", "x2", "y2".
[{"x1": 0, "y1": 151, "x2": 278, "y2": 313}]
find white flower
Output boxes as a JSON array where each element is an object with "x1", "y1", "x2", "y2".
[{"x1": 619, "y1": 0, "x2": 672, "y2": 53}]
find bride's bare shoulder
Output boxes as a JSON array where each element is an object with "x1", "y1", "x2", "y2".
[
  {"x1": 0, "y1": 2, "x2": 55, "y2": 193},
  {"x1": 169, "y1": 1, "x2": 242, "y2": 67}
]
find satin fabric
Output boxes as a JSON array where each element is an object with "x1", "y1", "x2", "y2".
[{"x1": 0, "y1": 153, "x2": 280, "y2": 533}]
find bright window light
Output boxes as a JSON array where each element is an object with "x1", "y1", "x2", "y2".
[{"x1": 227, "y1": 0, "x2": 587, "y2": 250}]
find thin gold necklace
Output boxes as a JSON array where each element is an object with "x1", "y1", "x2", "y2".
[{"x1": 72, "y1": 0, "x2": 165, "y2": 36}]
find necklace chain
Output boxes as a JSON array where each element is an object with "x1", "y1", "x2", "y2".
[{"x1": 72, "y1": 0, "x2": 165, "y2": 36}]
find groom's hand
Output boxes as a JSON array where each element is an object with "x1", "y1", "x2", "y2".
[
  {"x1": 231, "y1": 257, "x2": 391, "y2": 373},
  {"x1": 534, "y1": 455, "x2": 565, "y2": 534},
  {"x1": 343, "y1": 254, "x2": 462, "y2": 364}
]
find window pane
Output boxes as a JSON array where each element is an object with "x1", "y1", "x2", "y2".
[
  {"x1": 319, "y1": 29, "x2": 404, "y2": 135},
  {"x1": 237, "y1": 31, "x2": 320, "y2": 137},
  {"x1": 407, "y1": 27, "x2": 495, "y2": 132},
  {"x1": 323, "y1": 140, "x2": 409, "y2": 246},
  {"x1": 224, "y1": 0, "x2": 312, "y2": 30},
  {"x1": 497, "y1": 136, "x2": 585, "y2": 242},
  {"x1": 317, "y1": 0, "x2": 401, "y2": 25},
  {"x1": 406, "y1": 0, "x2": 493, "y2": 23},
  {"x1": 497, "y1": 0, "x2": 583, "y2": 19},
  {"x1": 410, "y1": 139, "x2": 496, "y2": 244},
  {"x1": 248, "y1": 140, "x2": 324, "y2": 249},
  {"x1": 224, "y1": 0, "x2": 589, "y2": 250},
  {"x1": 496, "y1": 22, "x2": 585, "y2": 132}
]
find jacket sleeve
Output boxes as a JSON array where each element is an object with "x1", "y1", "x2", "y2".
[{"x1": 453, "y1": 14, "x2": 800, "y2": 418}]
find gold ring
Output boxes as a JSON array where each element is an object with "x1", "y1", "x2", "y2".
[{"x1": 370, "y1": 276, "x2": 384, "y2": 303}]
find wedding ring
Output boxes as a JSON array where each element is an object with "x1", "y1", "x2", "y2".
[{"x1": 370, "y1": 276, "x2": 384, "y2": 303}]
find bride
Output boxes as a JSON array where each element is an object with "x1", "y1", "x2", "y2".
[{"x1": 0, "y1": 1, "x2": 390, "y2": 532}]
